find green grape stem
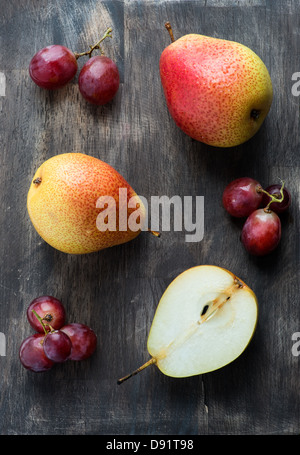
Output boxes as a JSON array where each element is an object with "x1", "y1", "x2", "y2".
[
  {"x1": 74, "y1": 27, "x2": 113, "y2": 60},
  {"x1": 258, "y1": 179, "x2": 285, "y2": 212},
  {"x1": 32, "y1": 309, "x2": 53, "y2": 336}
]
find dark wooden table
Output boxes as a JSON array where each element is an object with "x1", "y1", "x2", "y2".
[{"x1": 0, "y1": 0, "x2": 299, "y2": 436}]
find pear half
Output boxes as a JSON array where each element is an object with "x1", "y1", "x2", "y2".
[{"x1": 118, "y1": 265, "x2": 258, "y2": 383}]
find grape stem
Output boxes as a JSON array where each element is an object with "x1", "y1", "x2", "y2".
[
  {"x1": 32, "y1": 310, "x2": 53, "y2": 336},
  {"x1": 258, "y1": 179, "x2": 285, "y2": 212},
  {"x1": 74, "y1": 27, "x2": 113, "y2": 60}
]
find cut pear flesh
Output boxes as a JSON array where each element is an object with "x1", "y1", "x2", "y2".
[
  {"x1": 148, "y1": 266, "x2": 258, "y2": 377},
  {"x1": 118, "y1": 265, "x2": 258, "y2": 383}
]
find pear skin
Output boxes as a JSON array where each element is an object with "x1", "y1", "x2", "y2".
[
  {"x1": 160, "y1": 27, "x2": 273, "y2": 147},
  {"x1": 27, "y1": 153, "x2": 146, "y2": 254}
]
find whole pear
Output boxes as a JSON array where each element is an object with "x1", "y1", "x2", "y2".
[
  {"x1": 160, "y1": 24, "x2": 273, "y2": 147},
  {"x1": 27, "y1": 153, "x2": 146, "y2": 254}
]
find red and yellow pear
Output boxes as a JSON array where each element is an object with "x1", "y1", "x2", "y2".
[
  {"x1": 27, "y1": 153, "x2": 146, "y2": 254},
  {"x1": 160, "y1": 23, "x2": 273, "y2": 148}
]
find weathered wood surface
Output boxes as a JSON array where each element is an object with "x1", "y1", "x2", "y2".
[{"x1": 0, "y1": 0, "x2": 299, "y2": 435}]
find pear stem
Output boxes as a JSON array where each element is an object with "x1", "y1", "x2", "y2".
[
  {"x1": 148, "y1": 229, "x2": 161, "y2": 238},
  {"x1": 165, "y1": 22, "x2": 175, "y2": 43},
  {"x1": 117, "y1": 358, "x2": 156, "y2": 385}
]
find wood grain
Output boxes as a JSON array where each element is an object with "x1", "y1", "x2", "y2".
[{"x1": 0, "y1": 0, "x2": 299, "y2": 435}]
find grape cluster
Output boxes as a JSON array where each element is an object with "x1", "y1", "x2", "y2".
[
  {"x1": 19, "y1": 296, "x2": 97, "y2": 372},
  {"x1": 222, "y1": 177, "x2": 291, "y2": 256},
  {"x1": 29, "y1": 27, "x2": 119, "y2": 105}
]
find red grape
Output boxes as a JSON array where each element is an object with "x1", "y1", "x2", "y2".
[
  {"x1": 27, "y1": 296, "x2": 66, "y2": 333},
  {"x1": 43, "y1": 330, "x2": 72, "y2": 363},
  {"x1": 222, "y1": 177, "x2": 263, "y2": 217},
  {"x1": 19, "y1": 333, "x2": 55, "y2": 372},
  {"x1": 29, "y1": 45, "x2": 78, "y2": 89},
  {"x1": 61, "y1": 323, "x2": 97, "y2": 360},
  {"x1": 78, "y1": 55, "x2": 120, "y2": 105},
  {"x1": 262, "y1": 184, "x2": 291, "y2": 214},
  {"x1": 241, "y1": 208, "x2": 281, "y2": 256}
]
